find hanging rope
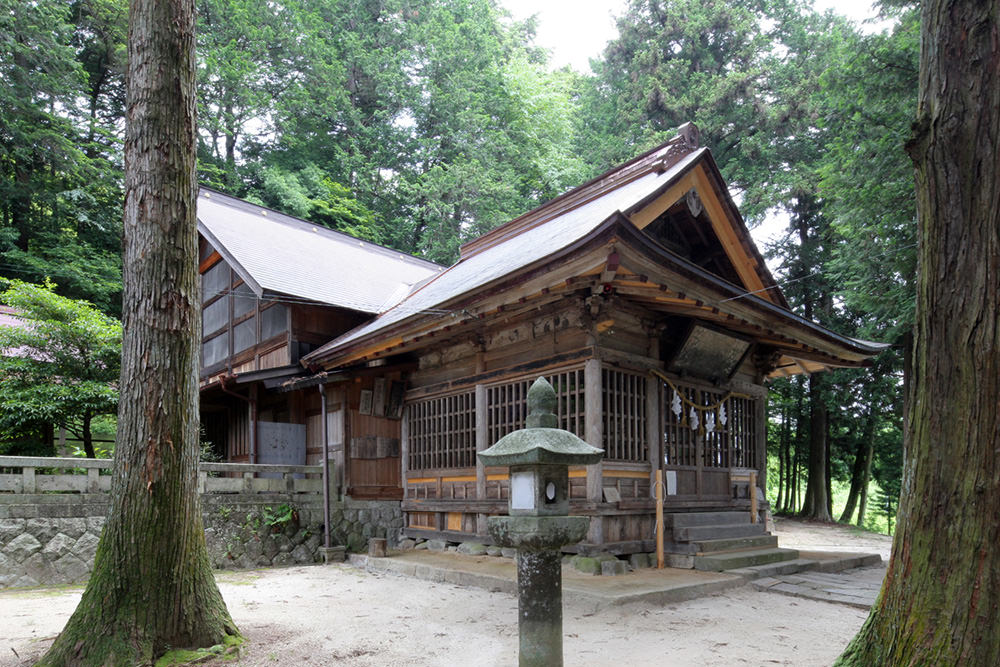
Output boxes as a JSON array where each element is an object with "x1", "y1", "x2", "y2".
[{"x1": 648, "y1": 367, "x2": 752, "y2": 436}]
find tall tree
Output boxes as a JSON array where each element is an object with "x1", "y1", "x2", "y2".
[
  {"x1": 37, "y1": 0, "x2": 239, "y2": 662},
  {"x1": 837, "y1": 1, "x2": 999, "y2": 663}
]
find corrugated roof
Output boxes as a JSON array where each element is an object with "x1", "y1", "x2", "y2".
[
  {"x1": 197, "y1": 189, "x2": 443, "y2": 313},
  {"x1": 305, "y1": 147, "x2": 709, "y2": 360}
]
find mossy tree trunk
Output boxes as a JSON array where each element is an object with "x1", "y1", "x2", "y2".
[
  {"x1": 36, "y1": 0, "x2": 239, "y2": 664},
  {"x1": 837, "y1": 1, "x2": 999, "y2": 664}
]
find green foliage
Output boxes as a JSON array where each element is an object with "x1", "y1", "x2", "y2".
[
  {"x1": 261, "y1": 503, "x2": 295, "y2": 528},
  {"x1": 0, "y1": 0, "x2": 125, "y2": 315},
  {"x1": 0, "y1": 279, "x2": 121, "y2": 456}
]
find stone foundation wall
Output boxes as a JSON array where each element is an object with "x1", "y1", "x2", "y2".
[{"x1": 0, "y1": 494, "x2": 403, "y2": 589}]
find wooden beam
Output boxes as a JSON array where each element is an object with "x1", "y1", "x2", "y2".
[
  {"x1": 628, "y1": 171, "x2": 699, "y2": 230},
  {"x1": 691, "y1": 165, "x2": 773, "y2": 303}
]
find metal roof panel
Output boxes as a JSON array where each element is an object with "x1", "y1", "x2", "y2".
[{"x1": 197, "y1": 189, "x2": 442, "y2": 313}]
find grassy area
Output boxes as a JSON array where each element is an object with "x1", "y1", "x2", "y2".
[{"x1": 766, "y1": 454, "x2": 894, "y2": 535}]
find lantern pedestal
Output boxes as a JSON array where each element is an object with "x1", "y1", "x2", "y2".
[
  {"x1": 487, "y1": 515, "x2": 589, "y2": 667},
  {"x1": 479, "y1": 377, "x2": 603, "y2": 667}
]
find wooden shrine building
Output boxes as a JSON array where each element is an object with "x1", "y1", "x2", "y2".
[{"x1": 198, "y1": 124, "x2": 884, "y2": 557}]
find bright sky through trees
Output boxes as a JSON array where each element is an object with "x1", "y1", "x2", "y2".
[
  {"x1": 501, "y1": 0, "x2": 885, "y2": 72},
  {"x1": 500, "y1": 0, "x2": 890, "y2": 262}
]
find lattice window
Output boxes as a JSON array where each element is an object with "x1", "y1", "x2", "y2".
[
  {"x1": 486, "y1": 368, "x2": 585, "y2": 444},
  {"x1": 662, "y1": 379, "x2": 758, "y2": 469},
  {"x1": 602, "y1": 367, "x2": 647, "y2": 462},
  {"x1": 407, "y1": 391, "x2": 476, "y2": 471},
  {"x1": 727, "y1": 395, "x2": 757, "y2": 468}
]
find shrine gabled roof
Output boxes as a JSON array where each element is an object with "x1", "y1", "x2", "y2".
[
  {"x1": 197, "y1": 188, "x2": 442, "y2": 314},
  {"x1": 303, "y1": 126, "x2": 794, "y2": 368}
]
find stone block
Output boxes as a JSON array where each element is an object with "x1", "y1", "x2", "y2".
[
  {"x1": 291, "y1": 544, "x2": 313, "y2": 564},
  {"x1": 4, "y1": 533, "x2": 42, "y2": 562},
  {"x1": 305, "y1": 533, "x2": 322, "y2": 553},
  {"x1": 571, "y1": 556, "x2": 601, "y2": 575},
  {"x1": 319, "y1": 546, "x2": 346, "y2": 563},
  {"x1": 261, "y1": 537, "x2": 280, "y2": 560},
  {"x1": 53, "y1": 553, "x2": 90, "y2": 583},
  {"x1": 346, "y1": 532, "x2": 365, "y2": 552},
  {"x1": 26, "y1": 519, "x2": 59, "y2": 544},
  {"x1": 13, "y1": 575, "x2": 39, "y2": 588},
  {"x1": 414, "y1": 541, "x2": 428, "y2": 550},
  {"x1": 275, "y1": 534, "x2": 293, "y2": 553},
  {"x1": 0, "y1": 518, "x2": 25, "y2": 542},
  {"x1": 426, "y1": 539, "x2": 448, "y2": 551},
  {"x1": 21, "y1": 552, "x2": 54, "y2": 583},
  {"x1": 628, "y1": 553, "x2": 650, "y2": 570},
  {"x1": 667, "y1": 554, "x2": 694, "y2": 569},
  {"x1": 486, "y1": 546, "x2": 503, "y2": 557},
  {"x1": 86, "y1": 516, "x2": 106, "y2": 535},
  {"x1": 272, "y1": 552, "x2": 295, "y2": 567},
  {"x1": 42, "y1": 533, "x2": 76, "y2": 560},
  {"x1": 601, "y1": 559, "x2": 628, "y2": 576},
  {"x1": 10, "y1": 505, "x2": 38, "y2": 519},
  {"x1": 368, "y1": 538, "x2": 387, "y2": 558},
  {"x1": 73, "y1": 532, "x2": 100, "y2": 563},
  {"x1": 456, "y1": 542, "x2": 487, "y2": 556},
  {"x1": 398, "y1": 539, "x2": 417, "y2": 550},
  {"x1": 501, "y1": 547, "x2": 517, "y2": 559}
]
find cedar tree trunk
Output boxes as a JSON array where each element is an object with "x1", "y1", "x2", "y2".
[
  {"x1": 36, "y1": 0, "x2": 239, "y2": 664},
  {"x1": 836, "y1": 1, "x2": 999, "y2": 663},
  {"x1": 839, "y1": 408, "x2": 874, "y2": 524},
  {"x1": 800, "y1": 374, "x2": 831, "y2": 521}
]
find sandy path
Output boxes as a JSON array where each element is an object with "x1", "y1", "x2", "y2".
[{"x1": 1, "y1": 520, "x2": 889, "y2": 667}]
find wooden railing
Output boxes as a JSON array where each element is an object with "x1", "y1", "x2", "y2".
[{"x1": 0, "y1": 456, "x2": 325, "y2": 495}]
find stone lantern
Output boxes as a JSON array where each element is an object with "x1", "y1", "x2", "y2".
[{"x1": 479, "y1": 377, "x2": 603, "y2": 667}]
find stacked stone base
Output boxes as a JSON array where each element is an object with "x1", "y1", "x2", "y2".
[{"x1": 0, "y1": 494, "x2": 403, "y2": 589}]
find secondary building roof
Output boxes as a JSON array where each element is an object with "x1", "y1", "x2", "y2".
[{"x1": 197, "y1": 188, "x2": 442, "y2": 314}]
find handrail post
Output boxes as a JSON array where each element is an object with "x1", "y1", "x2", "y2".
[
  {"x1": 320, "y1": 383, "x2": 331, "y2": 550},
  {"x1": 23, "y1": 466, "x2": 35, "y2": 493}
]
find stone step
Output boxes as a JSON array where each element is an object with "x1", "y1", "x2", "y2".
[
  {"x1": 693, "y1": 547, "x2": 800, "y2": 572},
  {"x1": 692, "y1": 534, "x2": 778, "y2": 554},
  {"x1": 674, "y1": 522, "x2": 767, "y2": 542},
  {"x1": 726, "y1": 553, "x2": 883, "y2": 580},
  {"x1": 727, "y1": 557, "x2": 819, "y2": 579},
  {"x1": 665, "y1": 511, "x2": 751, "y2": 528}
]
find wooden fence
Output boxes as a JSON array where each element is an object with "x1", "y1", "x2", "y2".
[{"x1": 0, "y1": 456, "x2": 325, "y2": 495}]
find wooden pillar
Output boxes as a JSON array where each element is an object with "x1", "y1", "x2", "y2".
[
  {"x1": 755, "y1": 391, "x2": 767, "y2": 497},
  {"x1": 584, "y1": 358, "x2": 603, "y2": 544},
  {"x1": 584, "y1": 358, "x2": 603, "y2": 500},
  {"x1": 400, "y1": 403, "x2": 409, "y2": 501},
  {"x1": 475, "y1": 383, "x2": 488, "y2": 536},
  {"x1": 646, "y1": 375, "x2": 661, "y2": 496}
]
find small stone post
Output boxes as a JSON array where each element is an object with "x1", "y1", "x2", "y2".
[{"x1": 478, "y1": 377, "x2": 603, "y2": 667}]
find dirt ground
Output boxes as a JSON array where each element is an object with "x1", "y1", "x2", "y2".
[{"x1": 2, "y1": 519, "x2": 891, "y2": 667}]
